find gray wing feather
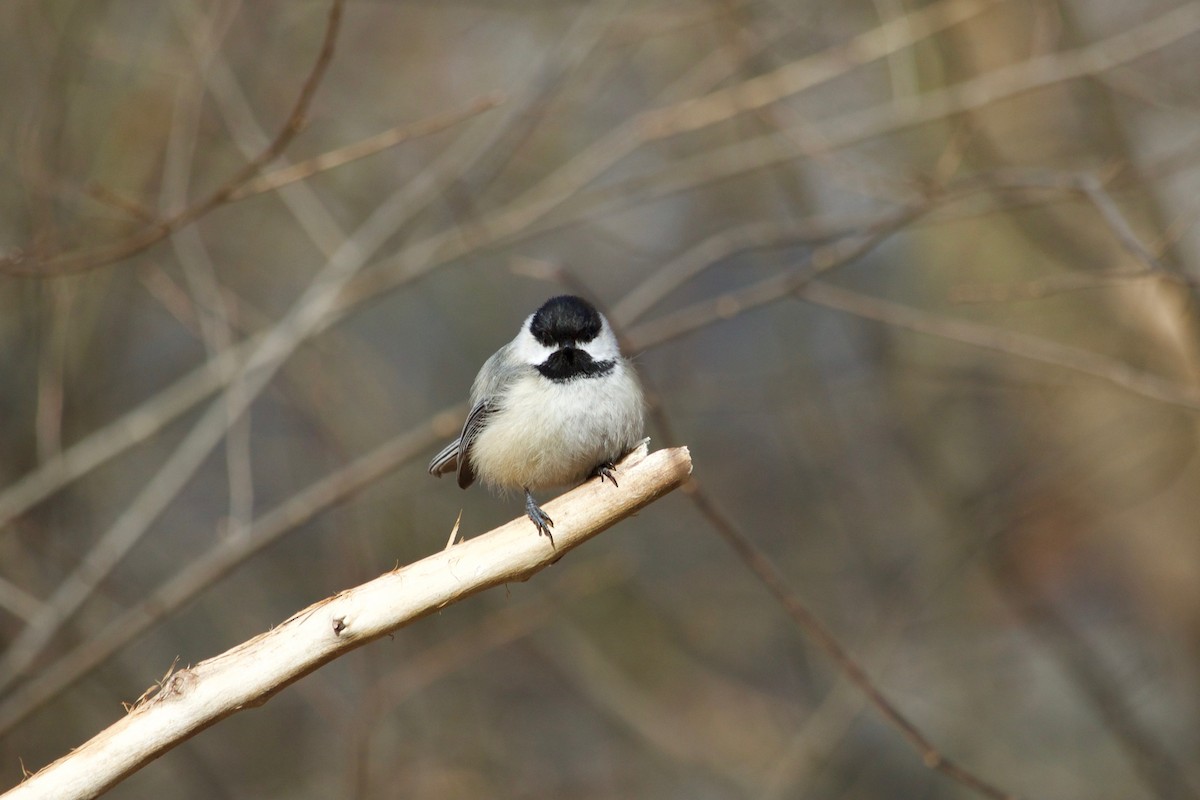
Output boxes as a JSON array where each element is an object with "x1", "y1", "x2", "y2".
[
  {"x1": 455, "y1": 399, "x2": 495, "y2": 489},
  {"x1": 427, "y1": 438, "x2": 461, "y2": 477},
  {"x1": 428, "y1": 342, "x2": 522, "y2": 490}
]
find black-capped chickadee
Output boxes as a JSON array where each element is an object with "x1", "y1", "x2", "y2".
[{"x1": 428, "y1": 295, "x2": 645, "y2": 541}]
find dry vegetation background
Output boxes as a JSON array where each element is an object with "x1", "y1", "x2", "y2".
[{"x1": 1, "y1": 0, "x2": 1200, "y2": 797}]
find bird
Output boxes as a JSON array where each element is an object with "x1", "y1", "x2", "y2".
[{"x1": 428, "y1": 295, "x2": 645, "y2": 542}]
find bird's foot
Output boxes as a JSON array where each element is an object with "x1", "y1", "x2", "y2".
[
  {"x1": 524, "y1": 490, "x2": 555, "y2": 545},
  {"x1": 591, "y1": 461, "x2": 619, "y2": 488}
]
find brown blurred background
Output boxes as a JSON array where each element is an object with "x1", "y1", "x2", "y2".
[{"x1": 1, "y1": 0, "x2": 1200, "y2": 797}]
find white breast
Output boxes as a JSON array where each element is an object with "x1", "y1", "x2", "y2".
[{"x1": 468, "y1": 365, "x2": 644, "y2": 491}]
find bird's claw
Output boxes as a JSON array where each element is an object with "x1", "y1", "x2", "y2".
[
  {"x1": 592, "y1": 461, "x2": 619, "y2": 487},
  {"x1": 524, "y1": 491, "x2": 555, "y2": 546}
]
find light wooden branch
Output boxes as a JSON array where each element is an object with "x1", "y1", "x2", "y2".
[{"x1": 1, "y1": 444, "x2": 691, "y2": 800}]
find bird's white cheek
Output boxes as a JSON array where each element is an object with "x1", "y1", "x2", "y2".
[{"x1": 510, "y1": 328, "x2": 556, "y2": 367}]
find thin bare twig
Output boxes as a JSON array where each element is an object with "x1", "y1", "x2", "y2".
[
  {"x1": 948, "y1": 170, "x2": 1191, "y2": 302},
  {"x1": 228, "y1": 93, "x2": 506, "y2": 201},
  {"x1": 172, "y1": 0, "x2": 348, "y2": 259},
  {"x1": 0, "y1": 0, "x2": 348, "y2": 278},
  {"x1": 162, "y1": 27, "x2": 256, "y2": 537},
  {"x1": 624, "y1": 195, "x2": 939, "y2": 351},
  {"x1": 638, "y1": 0, "x2": 998, "y2": 139},
  {"x1": 610, "y1": 2, "x2": 747, "y2": 41},
  {"x1": 950, "y1": 268, "x2": 1177, "y2": 304},
  {"x1": 685, "y1": 484, "x2": 1016, "y2": 800},
  {"x1": 798, "y1": 282, "x2": 1200, "y2": 412},
  {"x1": 610, "y1": 219, "x2": 847, "y2": 327},
  {"x1": 991, "y1": 549, "x2": 1200, "y2": 800},
  {"x1": 0, "y1": 580, "x2": 41, "y2": 624},
  {"x1": 33, "y1": 286, "x2": 70, "y2": 463},
  {"x1": 79, "y1": 184, "x2": 158, "y2": 224}
]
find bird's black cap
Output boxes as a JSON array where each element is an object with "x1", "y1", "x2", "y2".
[{"x1": 529, "y1": 295, "x2": 603, "y2": 347}]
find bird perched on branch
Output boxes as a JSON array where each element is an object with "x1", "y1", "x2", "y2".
[{"x1": 428, "y1": 295, "x2": 645, "y2": 542}]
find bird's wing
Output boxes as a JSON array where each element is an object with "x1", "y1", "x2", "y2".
[
  {"x1": 430, "y1": 343, "x2": 521, "y2": 489},
  {"x1": 427, "y1": 438, "x2": 461, "y2": 477},
  {"x1": 455, "y1": 398, "x2": 494, "y2": 489}
]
